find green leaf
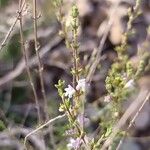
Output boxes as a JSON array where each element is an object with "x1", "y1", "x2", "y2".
[{"x1": 0, "y1": 120, "x2": 6, "y2": 131}]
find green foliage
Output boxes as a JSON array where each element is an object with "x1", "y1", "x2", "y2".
[
  {"x1": 103, "y1": 0, "x2": 150, "y2": 149},
  {"x1": 0, "y1": 34, "x2": 21, "y2": 61},
  {"x1": 71, "y1": 5, "x2": 79, "y2": 18},
  {"x1": 11, "y1": 87, "x2": 28, "y2": 104},
  {"x1": 106, "y1": 72, "x2": 125, "y2": 101},
  {"x1": 0, "y1": 0, "x2": 9, "y2": 7},
  {"x1": 126, "y1": 61, "x2": 134, "y2": 78},
  {"x1": 0, "y1": 120, "x2": 6, "y2": 131},
  {"x1": 55, "y1": 79, "x2": 65, "y2": 97},
  {"x1": 53, "y1": 0, "x2": 63, "y2": 8},
  {"x1": 135, "y1": 52, "x2": 150, "y2": 79}
]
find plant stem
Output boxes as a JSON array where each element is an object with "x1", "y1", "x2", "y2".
[{"x1": 18, "y1": 0, "x2": 41, "y2": 124}]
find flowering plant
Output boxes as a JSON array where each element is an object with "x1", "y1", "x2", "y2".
[{"x1": 53, "y1": 0, "x2": 150, "y2": 149}]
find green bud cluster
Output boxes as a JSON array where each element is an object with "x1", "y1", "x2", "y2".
[
  {"x1": 105, "y1": 72, "x2": 125, "y2": 102},
  {"x1": 126, "y1": 61, "x2": 134, "y2": 78},
  {"x1": 55, "y1": 80, "x2": 71, "y2": 114},
  {"x1": 55, "y1": 80, "x2": 65, "y2": 97},
  {"x1": 71, "y1": 5, "x2": 79, "y2": 30},
  {"x1": 135, "y1": 52, "x2": 150, "y2": 79},
  {"x1": 71, "y1": 5, "x2": 79, "y2": 18},
  {"x1": 53, "y1": 0, "x2": 63, "y2": 8}
]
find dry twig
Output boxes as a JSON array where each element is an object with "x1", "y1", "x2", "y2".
[
  {"x1": 101, "y1": 90, "x2": 150, "y2": 150},
  {"x1": 86, "y1": 0, "x2": 121, "y2": 82},
  {"x1": 116, "y1": 91, "x2": 150, "y2": 150},
  {"x1": 32, "y1": 0, "x2": 57, "y2": 148},
  {"x1": 18, "y1": 0, "x2": 41, "y2": 124},
  {"x1": 0, "y1": 1, "x2": 26, "y2": 51},
  {"x1": 32, "y1": 0, "x2": 48, "y2": 121},
  {"x1": 24, "y1": 114, "x2": 66, "y2": 147},
  {"x1": 0, "y1": 35, "x2": 62, "y2": 87}
]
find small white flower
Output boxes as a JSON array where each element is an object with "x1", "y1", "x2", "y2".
[
  {"x1": 59, "y1": 105, "x2": 64, "y2": 112},
  {"x1": 124, "y1": 79, "x2": 135, "y2": 89},
  {"x1": 67, "y1": 138, "x2": 82, "y2": 149},
  {"x1": 104, "y1": 95, "x2": 111, "y2": 103},
  {"x1": 114, "y1": 112, "x2": 119, "y2": 117},
  {"x1": 65, "y1": 129, "x2": 76, "y2": 136},
  {"x1": 76, "y1": 79, "x2": 86, "y2": 92},
  {"x1": 64, "y1": 85, "x2": 75, "y2": 98}
]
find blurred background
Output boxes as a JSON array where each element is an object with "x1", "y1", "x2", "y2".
[{"x1": 0, "y1": 0, "x2": 150, "y2": 149}]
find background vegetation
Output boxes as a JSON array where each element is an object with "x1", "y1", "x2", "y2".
[{"x1": 0, "y1": 0, "x2": 150, "y2": 150}]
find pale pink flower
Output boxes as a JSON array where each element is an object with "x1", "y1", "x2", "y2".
[
  {"x1": 64, "y1": 85, "x2": 75, "y2": 98},
  {"x1": 67, "y1": 138, "x2": 82, "y2": 149},
  {"x1": 104, "y1": 95, "x2": 111, "y2": 103},
  {"x1": 76, "y1": 79, "x2": 86, "y2": 92},
  {"x1": 124, "y1": 79, "x2": 135, "y2": 89}
]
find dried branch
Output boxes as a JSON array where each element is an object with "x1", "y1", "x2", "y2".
[
  {"x1": 101, "y1": 90, "x2": 150, "y2": 150},
  {"x1": 18, "y1": 0, "x2": 41, "y2": 124},
  {"x1": 0, "y1": 1, "x2": 26, "y2": 52},
  {"x1": 32, "y1": 0, "x2": 57, "y2": 148},
  {"x1": 32, "y1": 0, "x2": 48, "y2": 122},
  {"x1": 86, "y1": 1, "x2": 121, "y2": 82},
  {"x1": 24, "y1": 114, "x2": 66, "y2": 147},
  {"x1": 0, "y1": 35, "x2": 62, "y2": 87},
  {"x1": 116, "y1": 91, "x2": 150, "y2": 150}
]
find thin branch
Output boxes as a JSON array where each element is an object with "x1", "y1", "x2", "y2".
[
  {"x1": 18, "y1": 0, "x2": 41, "y2": 124},
  {"x1": 24, "y1": 114, "x2": 66, "y2": 146},
  {"x1": 86, "y1": 1, "x2": 120, "y2": 82},
  {"x1": 0, "y1": 35, "x2": 62, "y2": 87},
  {"x1": 32, "y1": 0, "x2": 48, "y2": 122},
  {"x1": 0, "y1": 1, "x2": 26, "y2": 52},
  {"x1": 32, "y1": 0, "x2": 57, "y2": 148},
  {"x1": 116, "y1": 91, "x2": 150, "y2": 150},
  {"x1": 101, "y1": 90, "x2": 150, "y2": 150}
]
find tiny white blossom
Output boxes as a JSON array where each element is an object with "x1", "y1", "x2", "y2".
[
  {"x1": 59, "y1": 105, "x2": 64, "y2": 112},
  {"x1": 76, "y1": 79, "x2": 86, "y2": 92},
  {"x1": 124, "y1": 79, "x2": 135, "y2": 89},
  {"x1": 114, "y1": 112, "x2": 119, "y2": 117},
  {"x1": 104, "y1": 95, "x2": 111, "y2": 103},
  {"x1": 65, "y1": 129, "x2": 76, "y2": 136},
  {"x1": 64, "y1": 85, "x2": 75, "y2": 98},
  {"x1": 67, "y1": 138, "x2": 82, "y2": 149}
]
